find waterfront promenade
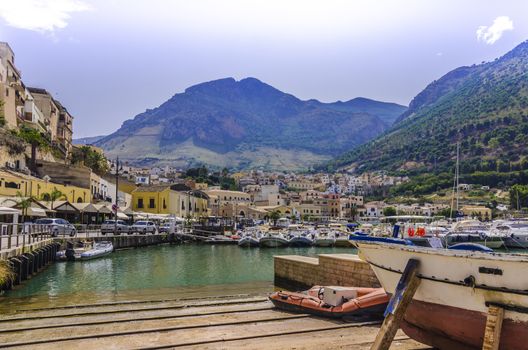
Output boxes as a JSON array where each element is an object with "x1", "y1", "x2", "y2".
[{"x1": 0, "y1": 293, "x2": 427, "y2": 349}]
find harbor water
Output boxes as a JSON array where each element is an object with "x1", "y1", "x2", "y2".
[{"x1": 0, "y1": 244, "x2": 356, "y2": 311}]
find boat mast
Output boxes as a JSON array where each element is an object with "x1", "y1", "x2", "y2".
[{"x1": 456, "y1": 142, "x2": 460, "y2": 214}]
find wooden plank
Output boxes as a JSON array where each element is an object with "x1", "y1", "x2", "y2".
[
  {"x1": 370, "y1": 258, "x2": 421, "y2": 350},
  {"x1": 482, "y1": 305, "x2": 504, "y2": 350}
]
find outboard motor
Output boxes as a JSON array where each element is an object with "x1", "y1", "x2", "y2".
[{"x1": 392, "y1": 224, "x2": 400, "y2": 238}]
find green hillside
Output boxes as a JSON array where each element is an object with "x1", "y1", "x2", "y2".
[{"x1": 326, "y1": 40, "x2": 528, "y2": 185}]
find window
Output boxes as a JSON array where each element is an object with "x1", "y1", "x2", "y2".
[
  {"x1": 149, "y1": 198, "x2": 155, "y2": 208},
  {"x1": 163, "y1": 199, "x2": 167, "y2": 209},
  {"x1": 4, "y1": 181, "x2": 19, "y2": 189},
  {"x1": 137, "y1": 198, "x2": 144, "y2": 208}
]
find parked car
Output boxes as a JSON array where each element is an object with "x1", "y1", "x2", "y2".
[
  {"x1": 101, "y1": 220, "x2": 130, "y2": 235},
  {"x1": 35, "y1": 218, "x2": 77, "y2": 237},
  {"x1": 131, "y1": 221, "x2": 157, "y2": 234}
]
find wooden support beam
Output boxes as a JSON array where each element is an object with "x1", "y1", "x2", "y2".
[
  {"x1": 482, "y1": 305, "x2": 504, "y2": 350},
  {"x1": 370, "y1": 258, "x2": 420, "y2": 350}
]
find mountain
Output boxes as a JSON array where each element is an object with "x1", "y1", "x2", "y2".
[
  {"x1": 327, "y1": 40, "x2": 528, "y2": 179},
  {"x1": 73, "y1": 135, "x2": 106, "y2": 145},
  {"x1": 95, "y1": 78, "x2": 406, "y2": 170}
]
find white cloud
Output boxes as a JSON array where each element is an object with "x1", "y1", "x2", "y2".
[
  {"x1": 0, "y1": 0, "x2": 91, "y2": 33},
  {"x1": 476, "y1": 16, "x2": 513, "y2": 45}
]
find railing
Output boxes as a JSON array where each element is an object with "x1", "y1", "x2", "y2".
[{"x1": 0, "y1": 223, "x2": 52, "y2": 252}]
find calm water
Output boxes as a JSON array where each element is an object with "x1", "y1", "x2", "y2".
[{"x1": 0, "y1": 244, "x2": 356, "y2": 311}]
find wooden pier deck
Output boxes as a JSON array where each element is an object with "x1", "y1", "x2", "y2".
[{"x1": 0, "y1": 294, "x2": 429, "y2": 349}]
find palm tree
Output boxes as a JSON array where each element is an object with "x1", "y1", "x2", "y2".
[
  {"x1": 2, "y1": 191, "x2": 34, "y2": 223},
  {"x1": 41, "y1": 188, "x2": 66, "y2": 211}
]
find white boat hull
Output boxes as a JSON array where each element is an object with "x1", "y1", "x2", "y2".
[
  {"x1": 357, "y1": 242, "x2": 528, "y2": 349},
  {"x1": 260, "y1": 236, "x2": 289, "y2": 247},
  {"x1": 314, "y1": 238, "x2": 335, "y2": 247}
]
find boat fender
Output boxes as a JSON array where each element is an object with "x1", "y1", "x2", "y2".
[
  {"x1": 417, "y1": 227, "x2": 425, "y2": 236},
  {"x1": 407, "y1": 227, "x2": 415, "y2": 237}
]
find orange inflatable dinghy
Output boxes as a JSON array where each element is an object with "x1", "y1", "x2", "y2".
[{"x1": 269, "y1": 286, "x2": 389, "y2": 319}]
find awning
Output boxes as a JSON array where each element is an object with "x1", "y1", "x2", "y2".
[
  {"x1": 117, "y1": 212, "x2": 128, "y2": 219},
  {"x1": 27, "y1": 207, "x2": 47, "y2": 217},
  {"x1": 0, "y1": 206, "x2": 21, "y2": 215}
]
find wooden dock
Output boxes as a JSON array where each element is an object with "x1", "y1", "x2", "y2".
[{"x1": 0, "y1": 294, "x2": 429, "y2": 349}]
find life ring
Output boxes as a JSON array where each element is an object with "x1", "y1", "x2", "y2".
[
  {"x1": 417, "y1": 227, "x2": 425, "y2": 237},
  {"x1": 407, "y1": 227, "x2": 415, "y2": 237}
]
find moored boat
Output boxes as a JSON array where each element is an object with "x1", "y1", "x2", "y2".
[
  {"x1": 288, "y1": 232, "x2": 314, "y2": 247},
  {"x1": 238, "y1": 235, "x2": 260, "y2": 247},
  {"x1": 269, "y1": 285, "x2": 389, "y2": 319},
  {"x1": 259, "y1": 233, "x2": 289, "y2": 247},
  {"x1": 80, "y1": 241, "x2": 114, "y2": 260},
  {"x1": 314, "y1": 231, "x2": 336, "y2": 247},
  {"x1": 357, "y1": 241, "x2": 528, "y2": 350}
]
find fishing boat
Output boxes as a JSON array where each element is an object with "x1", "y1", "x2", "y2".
[
  {"x1": 238, "y1": 234, "x2": 260, "y2": 247},
  {"x1": 357, "y1": 241, "x2": 528, "y2": 350},
  {"x1": 259, "y1": 232, "x2": 289, "y2": 247},
  {"x1": 269, "y1": 285, "x2": 389, "y2": 319}
]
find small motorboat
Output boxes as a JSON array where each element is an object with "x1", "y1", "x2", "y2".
[
  {"x1": 80, "y1": 241, "x2": 114, "y2": 260},
  {"x1": 205, "y1": 235, "x2": 238, "y2": 245},
  {"x1": 314, "y1": 230, "x2": 336, "y2": 247},
  {"x1": 238, "y1": 235, "x2": 260, "y2": 247},
  {"x1": 269, "y1": 285, "x2": 389, "y2": 319},
  {"x1": 288, "y1": 232, "x2": 314, "y2": 247},
  {"x1": 259, "y1": 233, "x2": 289, "y2": 247},
  {"x1": 334, "y1": 232, "x2": 352, "y2": 247},
  {"x1": 57, "y1": 241, "x2": 114, "y2": 261}
]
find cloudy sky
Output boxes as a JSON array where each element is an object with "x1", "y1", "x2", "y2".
[{"x1": 1, "y1": 0, "x2": 527, "y2": 137}]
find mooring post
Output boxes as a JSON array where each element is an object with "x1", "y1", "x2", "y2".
[
  {"x1": 370, "y1": 258, "x2": 421, "y2": 350},
  {"x1": 482, "y1": 304, "x2": 504, "y2": 350}
]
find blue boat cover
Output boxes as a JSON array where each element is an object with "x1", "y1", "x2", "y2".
[
  {"x1": 349, "y1": 235, "x2": 414, "y2": 246},
  {"x1": 448, "y1": 243, "x2": 493, "y2": 252}
]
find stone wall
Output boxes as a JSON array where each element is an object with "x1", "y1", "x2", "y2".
[{"x1": 274, "y1": 253, "x2": 380, "y2": 291}]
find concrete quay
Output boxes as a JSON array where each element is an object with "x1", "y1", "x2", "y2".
[{"x1": 274, "y1": 253, "x2": 380, "y2": 291}]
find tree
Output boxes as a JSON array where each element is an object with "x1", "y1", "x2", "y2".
[
  {"x1": 350, "y1": 207, "x2": 358, "y2": 221},
  {"x1": 302, "y1": 214, "x2": 311, "y2": 223},
  {"x1": 289, "y1": 214, "x2": 297, "y2": 224},
  {"x1": 269, "y1": 210, "x2": 281, "y2": 226},
  {"x1": 383, "y1": 207, "x2": 397, "y2": 217},
  {"x1": 510, "y1": 184, "x2": 528, "y2": 210},
  {"x1": 41, "y1": 188, "x2": 66, "y2": 210},
  {"x1": 17, "y1": 126, "x2": 47, "y2": 171},
  {"x1": 2, "y1": 191, "x2": 34, "y2": 223}
]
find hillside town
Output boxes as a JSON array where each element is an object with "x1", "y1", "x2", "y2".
[{"x1": 0, "y1": 41, "x2": 508, "y2": 226}]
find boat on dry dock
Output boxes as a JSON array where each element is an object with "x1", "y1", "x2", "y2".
[{"x1": 357, "y1": 241, "x2": 528, "y2": 350}]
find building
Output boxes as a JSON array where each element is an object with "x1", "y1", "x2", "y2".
[
  {"x1": 0, "y1": 42, "x2": 22, "y2": 130},
  {"x1": 131, "y1": 184, "x2": 209, "y2": 218},
  {"x1": 205, "y1": 189, "x2": 251, "y2": 217},
  {"x1": 460, "y1": 205, "x2": 492, "y2": 220},
  {"x1": 0, "y1": 169, "x2": 91, "y2": 203}
]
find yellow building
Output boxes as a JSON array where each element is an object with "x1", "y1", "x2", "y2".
[
  {"x1": 461, "y1": 205, "x2": 492, "y2": 220},
  {"x1": 0, "y1": 169, "x2": 91, "y2": 203},
  {"x1": 131, "y1": 184, "x2": 209, "y2": 218}
]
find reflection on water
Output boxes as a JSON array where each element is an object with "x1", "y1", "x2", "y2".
[{"x1": 0, "y1": 244, "x2": 356, "y2": 311}]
